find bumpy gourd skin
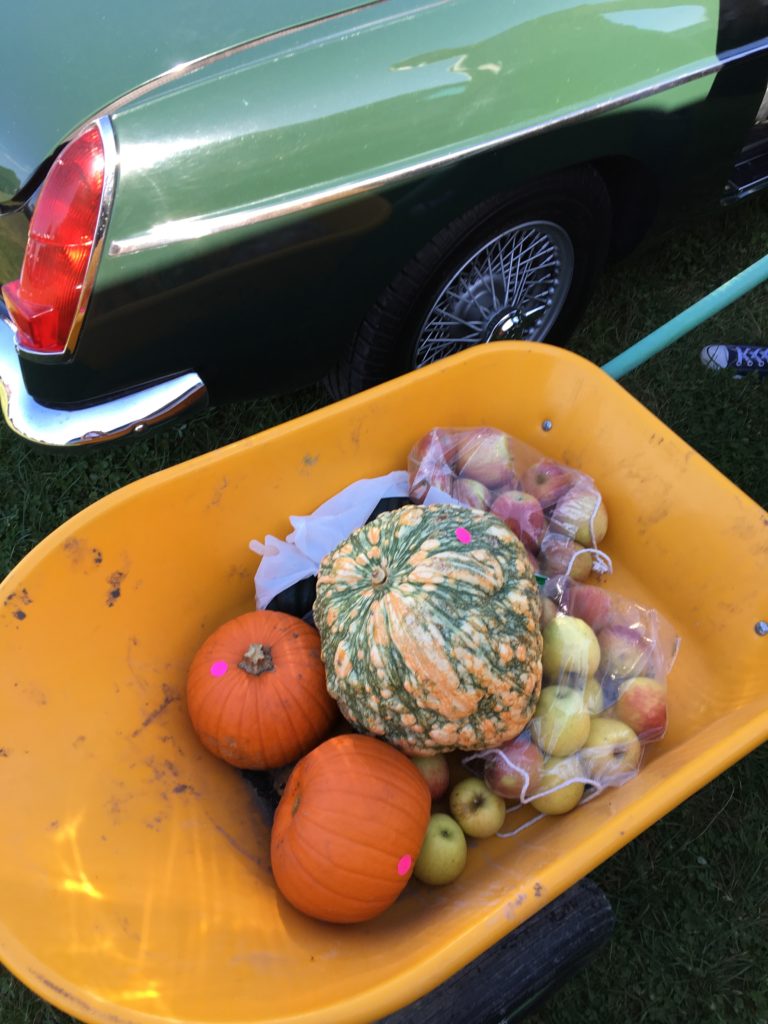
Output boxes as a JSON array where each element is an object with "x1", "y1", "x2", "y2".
[{"x1": 314, "y1": 504, "x2": 542, "y2": 754}]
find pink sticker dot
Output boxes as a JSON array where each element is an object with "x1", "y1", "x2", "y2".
[
  {"x1": 455, "y1": 527, "x2": 472, "y2": 544},
  {"x1": 210, "y1": 660, "x2": 228, "y2": 677},
  {"x1": 397, "y1": 854, "x2": 413, "y2": 877}
]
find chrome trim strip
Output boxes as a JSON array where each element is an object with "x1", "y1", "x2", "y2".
[
  {"x1": 110, "y1": 34, "x2": 768, "y2": 258},
  {"x1": 0, "y1": 307, "x2": 208, "y2": 446}
]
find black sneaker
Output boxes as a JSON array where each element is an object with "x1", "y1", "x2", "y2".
[{"x1": 700, "y1": 344, "x2": 768, "y2": 376}]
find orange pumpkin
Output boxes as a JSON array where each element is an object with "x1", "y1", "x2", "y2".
[
  {"x1": 186, "y1": 610, "x2": 337, "y2": 770},
  {"x1": 270, "y1": 733, "x2": 431, "y2": 923}
]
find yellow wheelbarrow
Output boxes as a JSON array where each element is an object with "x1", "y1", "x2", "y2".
[{"x1": 0, "y1": 343, "x2": 765, "y2": 1024}]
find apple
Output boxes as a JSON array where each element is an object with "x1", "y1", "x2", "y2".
[
  {"x1": 537, "y1": 533, "x2": 593, "y2": 581},
  {"x1": 520, "y1": 458, "x2": 577, "y2": 509},
  {"x1": 530, "y1": 685, "x2": 591, "y2": 756},
  {"x1": 561, "y1": 581, "x2": 614, "y2": 632},
  {"x1": 540, "y1": 596, "x2": 558, "y2": 627},
  {"x1": 550, "y1": 484, "x2": 608, "y2": 546},
  {"x1": 541, "y1": 613, "x2": 601, "y2": 681},
  {"x1": 454, "y1": 428, "x2": 518, "y2": 490},
  {"x1": 483, "y1": 733, "x2": 544, "y2": 801},
  {"x1": 452, "y1": 476, "x2": 493, "y2": 510},
  {"x1": 407, "y1": 430, "x2": 456, "y2": 502},
  {"x1": 563, "y1": 675, "x2": 604, "y2": 716},
  {"x1": 413, "y1": 813, "x2": 468, "y2": 885},
  {"x1": 449, "y1": 777, "x2": 507, "y2": 838},
  {"x1": 490, "y1": 490, "x2": 546, "y2": 551},
  {"x1": 612, "y1": 676, "x2": 667, "y2": 741},
  {"x1": 597, "y1": 624, "x2": 656, "y2": 680},
  {"x1": 581, "y1": 717, "x2": 642, "y2": 784},
  {"x1": 580, "y1": 677, "x2": 605, "y2": 716},
  {"x1": 411, "y1": 753, "x2": 451, "y2": 800},
  {"x1": 530, "y1": 755, "x2": 586, "y2": 815}
]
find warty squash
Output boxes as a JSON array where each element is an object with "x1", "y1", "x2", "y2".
[{"x1": 313, "y1": 503, "x2": 542, "y2": 755}]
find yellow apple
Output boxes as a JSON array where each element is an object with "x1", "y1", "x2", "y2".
[
  {"x1": 413, "y1": 813, "x2": 468, "y2": 885},
  {"x1": 541, "y1": 613, "x2": 601, "y2": 681},
  {"x1": 530, "y1": 685, "x2": 591, "y2": 756},
  {"x1": 581, "y1": 717, "x2": 642, "y2": 784},
  {"x1": 530, "y1": 755, "x2": 586, "y2": 815},
  {"x1": 448, "y1": 777, "x2": 507, "y2": 838},
  {"x1": 550, "y1": 484, "x2": 608, "y2": 546}
]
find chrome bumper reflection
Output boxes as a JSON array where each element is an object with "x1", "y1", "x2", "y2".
[{"x1": 0, "y1": 305, "x2": 208, "y2": 446}]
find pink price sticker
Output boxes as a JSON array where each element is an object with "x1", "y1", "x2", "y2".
[
  {"x1": 455, "y1": 527, "x2": 472, "y2": 544},
  {"x1": 397, "y1": 854, "x2": 413, "y2": 877},
  {"x1": 210, "y1": 660, "x2": 228, "y2": 677}
]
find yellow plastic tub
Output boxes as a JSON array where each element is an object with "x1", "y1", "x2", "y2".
[{"x1": 0, "y1": 343, "x2": 766, "y2": 1024}]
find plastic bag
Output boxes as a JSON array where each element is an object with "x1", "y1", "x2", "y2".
[
  {"x1": 407, "y1": 426, "x2": 612, "y2": 579},
  {"x1": 250, "y1": 470, "x2": 460, "y2": 610},
  {"x1": 465, "y1": 575, "x2": 680, "y2": 833}
]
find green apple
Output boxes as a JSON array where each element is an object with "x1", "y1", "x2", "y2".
[
  {"x1": 413, "y1": 813, "x2": 468, "y2": 885},
  {"x1": 581, "y1": 717, "x2": 642, "y2": 784},
  {"x1": 530, "y1": 685, "x2": 591, "y2": 756},
  {"x1": 448, "y1": 777, "x2": 507, "y2": 838},
  {"x1": 530, "y1": 755, "x2": 586, "y2": 815},
  {"x1": 541, "y1": 613, "x2": 601, "y2": 681}
]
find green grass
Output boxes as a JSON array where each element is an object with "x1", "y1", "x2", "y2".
[{"x1": 1, "y1": 191, "x2": 767, "y2": 1024}]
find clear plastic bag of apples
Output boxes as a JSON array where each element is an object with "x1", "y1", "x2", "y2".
[
  {"x1": 407, "y1": 425, "x2": 680, "y2": 825},
  {"x1": 407, "y1": 425, "x2": 612, "y2": 579},
  {"x1": 465, "y1": 575, "x2": 680, "y2": 829}
]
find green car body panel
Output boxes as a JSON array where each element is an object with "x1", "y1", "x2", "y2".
[{"x1": 2, "y1": 0, "x2": 768, "y2": 425}]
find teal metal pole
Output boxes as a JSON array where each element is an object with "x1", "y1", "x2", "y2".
[{"x1": 601, "y1": 251, "x2": 768, "y2": 379}]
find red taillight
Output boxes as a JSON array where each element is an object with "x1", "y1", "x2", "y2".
[{"x1": 1, "y1": 123, "x2": 106, "y2": 355}]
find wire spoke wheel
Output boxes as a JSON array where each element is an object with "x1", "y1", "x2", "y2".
[{"x1": 413, "y1": 221, "x2": 574, "y2": 367}]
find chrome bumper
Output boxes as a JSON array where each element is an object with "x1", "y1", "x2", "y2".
[{"x1": 0, "y1": 304, "x2": 208, "y2": 446}]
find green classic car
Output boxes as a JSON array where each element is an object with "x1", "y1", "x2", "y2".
[{"x1": 1, "y1": 0, "x2": 768, "y2": 446}]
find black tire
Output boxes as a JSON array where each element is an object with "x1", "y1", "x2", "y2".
[{"x1": 326, "y1": 166, "x2": 611, "y2": 398}]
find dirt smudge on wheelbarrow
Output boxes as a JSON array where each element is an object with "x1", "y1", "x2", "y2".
[
  {"x1": 29, "y1": 969, "x2": 136, "y2": 1024},
  {"x1": 106, "y1": 570, "x2": 126, "y2": 606},
  {"x1": 4, "y1": 587, "x2": 32, "y2": 621},
  {"x1": 131, "y1": 683, "x2": 180, "y2": 738}
]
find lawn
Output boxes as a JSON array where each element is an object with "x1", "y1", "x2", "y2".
[{"x1": 1, "y1": 189, "x2": 767, "y2": 1024}]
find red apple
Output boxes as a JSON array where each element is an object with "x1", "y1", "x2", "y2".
[
  {"x1": 561, "y1": 581, "x2": 614, "y2": 632},
  {"x1": 597, "y1": 624, "x2": 656, "y2": 680},
  {"x1": 483, "y1": 733, "x2": 544, "y2": 802},
  {"x1": 490, "y1": 490, "x2": 546, "y2": 551},
  {"x1": 538, "y1": 533, "x2": 593, "y2": 581},
  {"x1": 411, "y1": 753, "x2": 451, "y2": 800},
  {"x1": 407, "y1": 430, "x2": 456, "y2": 501},
  {"x1": 452, "y1": 476, "x2": 493, "y2": 510},
  {"x1": 520, "y1": 458, "x2": 577, "y2": 509},
  {"x1": 612, "y1": 676, "x2": 667, "y2": 742},
  {"x1": 550, "y1": 483, "x2": 608, "y2": 546},
  {"x1": 540, "y1": 595, "x2": 558, "y2": 627},
  {"x1": 454, "y1": 427, "x2": 518, "y2": 489}
]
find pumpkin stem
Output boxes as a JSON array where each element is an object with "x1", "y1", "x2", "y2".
[
  {"x1": 238, "y1": 643, "x2": 275, "y2": 675},
  {"x1": 371, "y1": 566, "x2": 387, "y2": 586}
]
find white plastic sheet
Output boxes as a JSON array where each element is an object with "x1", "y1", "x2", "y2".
[{"x1": 250, "y1": 470, "x2": 459, "y2": 609}]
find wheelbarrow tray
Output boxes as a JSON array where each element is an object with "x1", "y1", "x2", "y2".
[{"x1": 1, "y1": 343, "x2": 765, "y2": 1024}]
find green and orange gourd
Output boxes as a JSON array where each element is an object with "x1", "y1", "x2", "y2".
[{"x1": 313, "y1": 504, "x2": 543, "y2": 755}]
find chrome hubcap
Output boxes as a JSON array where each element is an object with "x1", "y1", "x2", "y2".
[{"x1": 413, "y1": 220, "x2": 575, "y2": 366}]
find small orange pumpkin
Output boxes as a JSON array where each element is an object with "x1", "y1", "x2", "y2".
[
  {"x1": 270, "y1": 733, "x2": 431, "y2": 923},
  {"x1": 186, "y1": 610, "x2": 337, "y2": 770}
]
